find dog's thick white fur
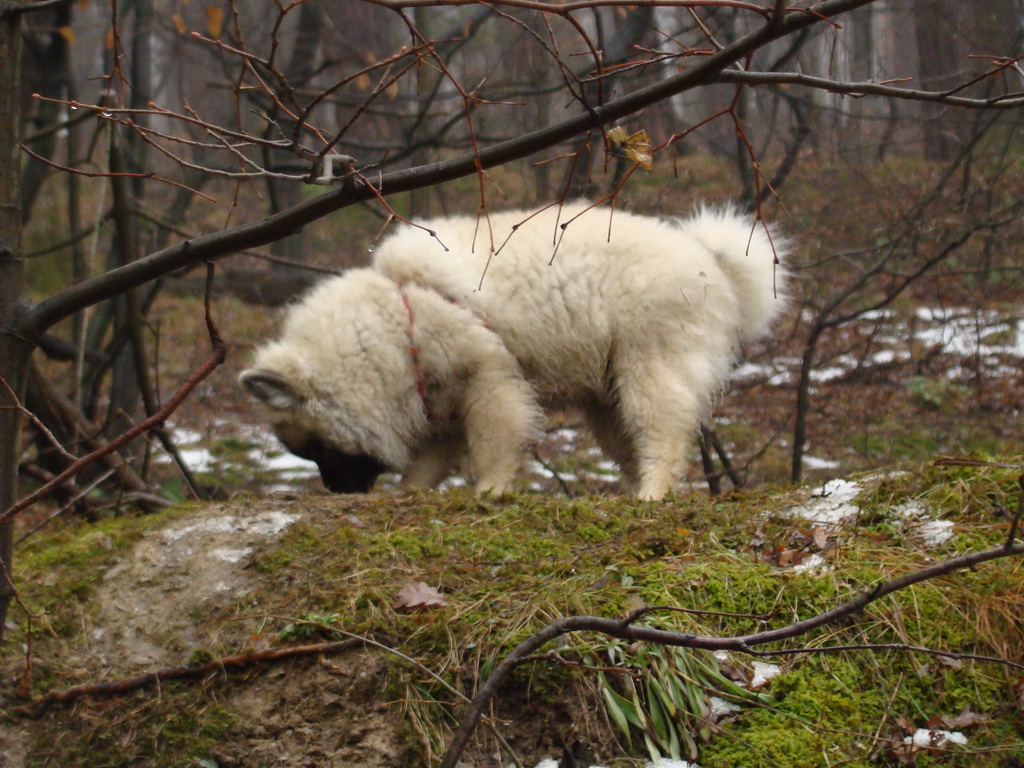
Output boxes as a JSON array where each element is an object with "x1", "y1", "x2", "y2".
[{"x1": 241, "y1": 203, "x2": 788, "y2": 498}]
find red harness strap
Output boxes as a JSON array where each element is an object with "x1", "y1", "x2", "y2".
[{"x1": 400, "y1": 292, "x2": 429, "y2": 415}]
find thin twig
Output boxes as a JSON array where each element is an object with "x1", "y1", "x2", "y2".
[
  {"x1": 532, "y1": 448, "x2": 575, "y2": 497},
  {"x1": 622, "y1": 603, "x2": 779, "y2": 627},
  {"x1": 746, "y1": 642, "x2": 1024, "y2": 672},
  {"x1": 15, "y1": 468, "x2": 117, "y2": 545}
]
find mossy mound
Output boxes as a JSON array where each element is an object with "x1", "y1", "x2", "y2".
[{"x1": 2, "y1": 460, "x2": 1023, "y2": 767}]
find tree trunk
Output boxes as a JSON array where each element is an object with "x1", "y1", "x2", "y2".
[
  {"x1": 265, "y1": 0, "x2": 324, "y2": 267},
  {"x1": 19, "y1": 0, "x2": 71, "y2": 222},
  {"x1": 791, "y1": 323, "x2": 823, "y2": 483},
  {"x1": 102, "y1": 131, "x2": 146, "y2": 455},
  {"x1": 913, "y1": 0, "x2": 966, "y2": 160},
  {"x1": 0, "y1": 1, "x2": 29, "y2": 646}
]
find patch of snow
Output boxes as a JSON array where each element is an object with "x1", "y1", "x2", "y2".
[
  {"x1": 750, "y1": 661, "x2": 784, "y2": 689},
  {"x1": 802, "y1": 455, "x2": 841, "y2": 470},
  {"x1": 163, "y1": 510, "x2": 298, "y2": 542},
  {"x1": 914, "y1": 519, "x2": 955, "y2": 547},
  {"x1": 813, "y1": 478, "x2": 862, "y2": 503},
  {"x1": 167, "y1": 426, "x2": 205, "y2": 445},
  {"x1": 810, "y1": 354, "x2": 859, "y2": 382},
  {"x1": 730, "y1": 361, "x2": 793, "y2": 386},
  {"x1": 259, "y1": 450, "x2": 318, "y2": 475},
  {"x1": 549, "y1": 427, "x2": 581, "y2": 443},
  {"x1": 158, "y1": 424, "x2": 319, "y2": 487},
  {"x1": 174, "y1": 447, "x2": 215, "y2": 473},
  {"x1": 792, "y1": 553, "x2": 831, "y2": 573},
  {"x1": 871, "y1": 349, "x2": 907, "y2": 365},
  {"x1": 211, "y1": 547, "x2": 253, "y2": 564},
  {"x1": 913, "y1": 310, "x2": 1021, "y2": 359},
  {"x1": 730, "y1": 361, "x2": 772, "y2": 380},
  {"x1": 860, "y1": 308, "x2": 896, "y2": 322},
  {"x1": 528, "y1": 461, "x2": 577, "y2": 481},
  {"x1": 710, "y1": 696, "x2": 742, "y2": 719},
  {"x1": 904, "y1": 728, "x2": 968, "y2": 748},
  {"x1": 893, "y1": 500, "x2": 928, "y2": 520},
  {"x1": 892, "y1": 500, "x2": 954, "y2": 547},
  {"x1": 786, "y1": 478, "x2": 862, "y2": 527},
  {"x1": 585, "y1": 470, "x2": 622, "y2": 483},
  {"x1": 733, "y1": 306, "x2": 1021, "y2": 395}
]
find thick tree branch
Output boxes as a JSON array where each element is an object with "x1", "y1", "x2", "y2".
[
  {"x1": 0, "y1": 0, "x2": 71, "y2": 19},
  {"x1": 362, "y1": 0, "x2": 770, "y2": 13},
  {"x1": 18, "y1": 638, "x2": 365, "y2": 717}
]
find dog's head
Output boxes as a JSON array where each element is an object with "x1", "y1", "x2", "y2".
[{"x1": 240, "y1": 367, "x2": 387, "y2": 494}]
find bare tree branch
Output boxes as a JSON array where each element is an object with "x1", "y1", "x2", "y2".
[
  {"x1": 17, "y1": 638, "x2": 365, "y2": 718},
  {"x1": 719, "y1": 69, "x2": 1024, "y2": 109},
  {"x1": 21, "y1": 0, "x2": 877, "y2": 341},
  {"x1": 362, "y1": 0, "x2": 771, "y2": 13}
]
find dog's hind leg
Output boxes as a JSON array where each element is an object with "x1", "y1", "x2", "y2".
[
  {"x1": 579, "y1": 396, "x2": 640, "y2": 494},
  {"x1": 613, "y1": 355, "x2": 710, "y2": 500}
]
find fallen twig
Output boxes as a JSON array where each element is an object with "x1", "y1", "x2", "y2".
[{"x1": 17, "y1": 639, "x2": 364, "y2": 718}]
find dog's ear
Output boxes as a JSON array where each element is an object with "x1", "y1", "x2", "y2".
[{"x1": 239, "y1": 368, "x2": 303, "y2": 410}]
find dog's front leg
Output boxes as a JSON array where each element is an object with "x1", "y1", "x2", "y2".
[
  {"x1": 403, "y1": 433, "x2": 466, "y2": 489},
  {"x1": 460, "y1": 365, "x2": 543, "y2": 495}
]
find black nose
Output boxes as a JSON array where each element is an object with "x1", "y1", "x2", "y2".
[
  {"x1": 278, "y1": 436, "x2": 387, "y2": 494},
  {"x1": 317, "y1": 450, "x2": 386, "y2": 494}
]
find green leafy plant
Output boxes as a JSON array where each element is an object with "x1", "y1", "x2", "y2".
[
  {"x1": 593, "y1": 638, "x2": 771, "y2": 762},
  {"x1": 279, "y1": 612, "x2": 342, "y2": 641}
]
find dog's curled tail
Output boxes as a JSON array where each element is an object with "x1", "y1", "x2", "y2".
[{"x1": 679, "y1": 206, "x2": 790, "y2": 342}]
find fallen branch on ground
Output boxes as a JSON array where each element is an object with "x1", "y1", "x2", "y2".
[{"x1": 17, "y1": 638, "x2": 365, "y2": 718}]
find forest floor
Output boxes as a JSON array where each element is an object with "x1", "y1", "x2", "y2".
[{"x1": 2, "y1": 460, "x2": 1023, "y2": 767}]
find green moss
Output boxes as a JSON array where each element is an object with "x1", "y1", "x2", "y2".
[
  {"x1": 698, "y1": 647, "x2": 1021, "y2": 767},
  {"x1": 701, "y1": 664, "x2": 880, "y2": 767},
  {"x1": 30, "y1": 690, "x2": 235, "y2": 768}
]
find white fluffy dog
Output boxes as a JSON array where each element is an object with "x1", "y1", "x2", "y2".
[{"x1": 241, "y1": 203, "x2": 788, "y2": 498}]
